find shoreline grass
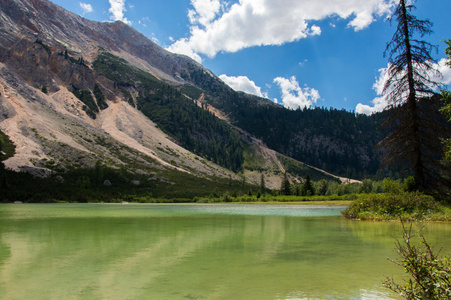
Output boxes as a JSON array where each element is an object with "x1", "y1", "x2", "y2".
[{"x1": 341, "y1": 193, "x2": 451, "y2": 222}]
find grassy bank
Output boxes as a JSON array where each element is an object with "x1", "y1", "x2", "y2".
[{"x1": 341, "y1": 193, "x2": 451, "y2": 221}]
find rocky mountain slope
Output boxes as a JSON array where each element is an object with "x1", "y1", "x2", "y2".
[{"x1": 0, "y1": 0, "x2": 370, "y2": 192}]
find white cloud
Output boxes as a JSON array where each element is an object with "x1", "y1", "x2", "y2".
[
  {"x1": 355, "y1": 96, "x2": 388, "y2": 115},
  {"x1": 299, "y1": 59, "x2": 309, "y2": 66},
  {"x1": 356, "y1": 58, "x2": 451, "y2": 115},
  {"x1": 188, "y1": 0, "x2": 221, "y2": 27},
  {"x1": 273, "y1": 76, "x2": 320, "y2": 110},
  {"x1": 108, "y1": 0, "x2": 132, "y2": 25},
  {"x1": 80, "y1": 2, "x2": 93, "y2": 14},
  {"x1": 166, "y1": 0, "x2": 396, "y2": 61},
  {"x1": 168, "y1": 38, "x2": 203, "y2": 63},
  {"x1": 435, "y1": 58, "x2": 451, "y2": 86},
  {"x1": 219, "y1": 74, "x2": 266, "y2": 98},
  {"x1": 309, "y1": 25, "x2": 322, "y2": 36}
]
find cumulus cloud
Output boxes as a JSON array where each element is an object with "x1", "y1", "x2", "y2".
[
  {"x1": 356, "y1": 58, "x2": 451, "y2": 115},
  {"x1": 355, "y1": 96, "x2": 388, "y2": 115},
  {"x1": 219, "y1": 74, "x2": 266, "y2": 97},
  {"x1": 168, "y1": 38, "x2": 203, "y2": 63},
  {"x1": 80, "y1": 2, "x2": 93, "y2": 14},
  {"x1": 273, "y1": 76, "x2": 320, "y2": 110},
  {"x1": 166, "y1": 0, "x2": 396, "y2": 61},
  {"x1": 435, "y1": 58, "x2": 451, "y2": 86},
  {"x1": 188, "y1": 0, "x2": 222, "y2": 27},
  {"x1": 108, "y1": 0, "x2": 132, "y2": 25}
]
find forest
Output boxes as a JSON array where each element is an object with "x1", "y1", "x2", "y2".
[
  {"x1": 93, "y1": 51, "x2": 245, "y2": 172},
  {"x1": 182, "y1": 62, "x2": 386, "y2": 179}
]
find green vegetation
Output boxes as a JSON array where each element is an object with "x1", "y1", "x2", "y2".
[
  {"x1": 1, "y1": 154, "x2": 448, "y2": 212},
  {"x1": 70, "y1": 84, "x2": 108, "y2": 119},
  {"x1": 72, "y1": 86, "x2": 99, "y2": 119},
  {"x1": 58, "y1": 49, "x2": 87, "y2": 66},
  {"x1": 93, "y1": 51, "x2": 244, "y2": 172},
  {"x1": 279, "y1": 155, "x2": 338, "y2": 182},
  {"x1": 180, "y1": 84, "x2": 204, "y2": 100},
  {"x1": 341, "y1": 176, "x2": 450, "y2": 221},
  {"x1": 0, "y1": 164, "x2": 251, "y2": 203},
  {"x1": 341, "y1": 193, "x2": 448, "y2": 221},
  {"x1": 0, "y1": 130, "x2": 15, "y2": 161},
  {"x1": 93, "y1": 83, "x2": 108, "y2": 110},
  {"x1": 280, "y1": 172, "x2": 291, "y2": 195},
  {"x1": 384, "y1": 224, "x2": 451, "y2": 299},
  {"x1": 182, "y1": 62, "x2": 384, "y2": 180},
  {"x1": 379, "y1": 0, "x2": 450, "y2": 192},
  {"x1": 34, "y1": 39, "x2": 51, "y2": 54}
]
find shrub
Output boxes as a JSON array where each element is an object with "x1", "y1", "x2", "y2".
[
  {"x1": 341, "y1": 193, "x2": 441, "y2": 220},
  {"x1": 382, "y1": 178, "x2": 404, "y2": 194},
  {"x1": 384, "y1": 224, "x2": 451, "y2": 299}
]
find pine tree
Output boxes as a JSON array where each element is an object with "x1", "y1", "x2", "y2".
[
  {"x1": 260, "y1": 173, "x2": 266, "y2": 193},
  {"x1": 378, "y1": 0, "x2": 450, "y2": 192},
  {"x1": 301, "y1": 174, "x2": 314, "y2": 196},
  {"x1": 281, "y1": 172, "x2": 291, "y2": 195}
]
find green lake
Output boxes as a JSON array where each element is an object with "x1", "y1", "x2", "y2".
[{"x1": 0, "y1": 204, "x2": 450, "y2": 300}]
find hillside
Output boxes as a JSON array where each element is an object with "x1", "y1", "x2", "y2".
[{"x1": 0, "y1": 0, "x2": 384, "y2": 200}]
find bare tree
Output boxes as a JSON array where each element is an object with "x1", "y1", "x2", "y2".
[{"x1": 378, "y1": 0, "x2": 450, "y2": 192}]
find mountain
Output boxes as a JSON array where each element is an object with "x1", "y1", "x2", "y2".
[{"x1": 0, "y1": 0, "x2": 383, "y2": 200}]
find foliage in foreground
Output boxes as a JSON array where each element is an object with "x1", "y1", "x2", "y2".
[
  {"x1": 341, "y1": 193, "x2": 447, "y2": 221},
  {"x1": 384, "y1": 224, "x2": 451, "y2": 299}
]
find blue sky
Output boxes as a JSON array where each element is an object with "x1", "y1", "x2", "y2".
[{"x1": 51, "y1": 0, "x2": 451, "y2": 114}]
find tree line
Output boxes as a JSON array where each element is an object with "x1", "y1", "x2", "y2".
[{"x1": 183, "y1": 64, "x2": 386, "y2": 179}]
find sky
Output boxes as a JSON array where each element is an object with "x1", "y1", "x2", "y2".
[{"x1": 50, "y1": 0, "x2": 451, "y2": 114}]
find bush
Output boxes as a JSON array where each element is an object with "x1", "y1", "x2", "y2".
[
  {"x1": 341, "y1": 193, "x2": 441, "y2": 220},
  {"x1": 384, "y1": 224, "x2": 451, "y2": 299},
  {"x1": 382, "y1": 178, "x2": 404, "y2": 194}
]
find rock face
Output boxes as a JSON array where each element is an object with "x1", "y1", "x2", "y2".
[
  {"x1": 0, "y1": 0, "x2": 360, "y2": 186},
  {"x1": 0, "y1": 0, "x2": 203, "y2": 83},
  {"x1": 0, "y1": 0, "x2": 242, "y2": 180}
]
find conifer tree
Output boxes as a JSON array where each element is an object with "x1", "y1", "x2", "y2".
[
  {"x1": 301, "y1": 174, "x2": 314, "y2": 196},
  {"x1": 281, "y1": 172, "x2": 291, "y2": 195},
  {"x1": 260, "y1": 173, "x2": 266, "y2": 193},
  {"x1": 378, "y1": 0, "x2": 450, "y2": 192}
]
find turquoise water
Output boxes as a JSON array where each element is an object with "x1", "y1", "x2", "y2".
[{"x1": 0, "y1": 204, "x2": 450, "y2": 299}]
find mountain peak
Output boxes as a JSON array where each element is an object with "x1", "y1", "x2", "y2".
[
  {"x1": 0, "y1": 0, "x2": 379, "y2": 191},
  {"x1": 1, "y1": 0, "x2": 206, "y2": 84}
]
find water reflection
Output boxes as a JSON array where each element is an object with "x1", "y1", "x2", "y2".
[{"x1": 0, "y1": 204, "x2": 449, "y2": 299}]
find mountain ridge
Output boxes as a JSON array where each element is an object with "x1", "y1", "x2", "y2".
[{"x1": 0, "y1": 0, "x2": 379, "y2": 194}]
